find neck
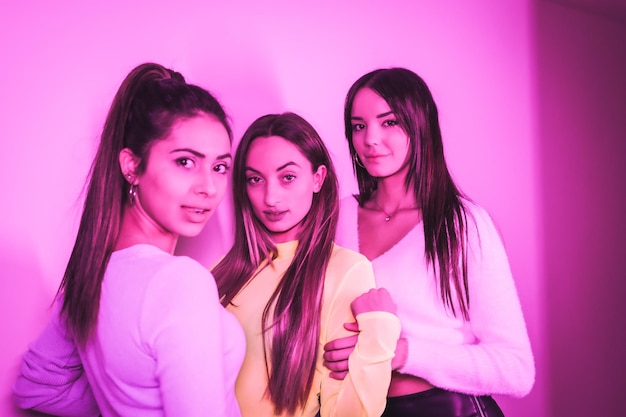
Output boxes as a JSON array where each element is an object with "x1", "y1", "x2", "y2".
[
  {"x1": 116, "y1": 206, "x2": 178, "y2": 254},
  {"x1": 373, "y1": 167, "x2": 417, "y2": 213}
]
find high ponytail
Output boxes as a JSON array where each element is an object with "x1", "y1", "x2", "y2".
[{"x1": 59, "y1": 63, "x2": 231, "y2": 344}]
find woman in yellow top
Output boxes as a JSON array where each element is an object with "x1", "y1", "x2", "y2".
[{"x1": 212, "y1": 112, "x2": 401, "y2": 417}]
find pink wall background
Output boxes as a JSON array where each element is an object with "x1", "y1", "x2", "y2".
[
  {"x1": 536, "y1": 1, "x2": 626, "y2": 416},
  {"x1": 1, "y1": 1, "x2": 622, "y2": 416}
]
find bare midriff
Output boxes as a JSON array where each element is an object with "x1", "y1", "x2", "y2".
[{"x1": 388, "y1": 372, "x2": 434, "y2": 397}]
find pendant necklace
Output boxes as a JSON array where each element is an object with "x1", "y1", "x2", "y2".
[
  {"x1": 374, "y1": 200, "x2": 395, "y2": 222},
  {"x1": 374, "y1": 199, "x2": 418, "y2": 222}
]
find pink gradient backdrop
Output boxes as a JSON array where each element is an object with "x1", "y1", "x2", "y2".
[
  {"x1": 536, "y1": 1, "x2": 626, "y2": 416},
  {"x1": 1, "y1": 1, "x2": 622, "y2": 416}
]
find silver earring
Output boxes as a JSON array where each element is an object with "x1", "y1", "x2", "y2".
[
  {"x1": 128, "y1": 183, "x2": 137, "y2": 205},
  {"x1": 352, "y1": 153, "x2": 365, "y2": 168}
]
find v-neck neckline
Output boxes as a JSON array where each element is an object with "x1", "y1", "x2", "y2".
[{"x1": 355, "y1": 203, "x2": 422, "y2": 262}]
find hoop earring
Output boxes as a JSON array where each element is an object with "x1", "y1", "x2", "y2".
[{"x1": 352, "y1": 153, "x2": 365, "y2": 168}]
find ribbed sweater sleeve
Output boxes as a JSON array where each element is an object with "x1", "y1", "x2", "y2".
[
  {"x1": 12, "y1": 300, "x2": 100, "y2": 417},
  {"x1": 140, "y1": 257, "x2": 241, "y2": 417},
  {"x1": 319, "y1": 255, "x2": 401, "y2": 417}
]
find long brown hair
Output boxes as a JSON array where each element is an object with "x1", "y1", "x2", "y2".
[
  {"x1": 344, "y1": 68, "x2": 471, "y2": 320},
  {"x1": 212, "y1": 112, "x2": 339, "y2": 414},
  {"x1": 58, "y1": 63, "x2": 232, "y2": 345}
]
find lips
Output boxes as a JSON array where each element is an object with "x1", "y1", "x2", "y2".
[
  {"x1": 263, "y1": 210, "x2": 287, "y2": 222},
  {"x1": 182, "y1": 206, "x2": 212, "y2": 216},
  {"x1": 181, "y1": 206, "x2": 213, "y2": 225}
]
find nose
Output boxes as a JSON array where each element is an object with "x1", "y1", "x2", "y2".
[
  {"x1": 363, "y1": 125, "x2": 380, "y2": 147},
  {"x1": 195, "y1": 170, "x2": 217, "y2": 198},
  {"x1": 263, "y1": 180, "x2": 280, "y2": 207}
]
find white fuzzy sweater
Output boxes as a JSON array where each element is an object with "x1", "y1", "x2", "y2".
[{"x1": 336, "y1": 197, "x2": 535, "y2": 398}]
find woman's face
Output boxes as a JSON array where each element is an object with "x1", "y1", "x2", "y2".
[
  {"x1": 244, "y1": 135, "x2": 326, "y2": 243},
  {"x1": 133, "y1": 114, "x2": 232, "y2": 239},
  {"x1": 350, "y1": 87, "x2": 411, "y2": 179}
]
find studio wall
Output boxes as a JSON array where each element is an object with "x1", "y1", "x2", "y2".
[
  {"x1": 536, "y1": 1, "x2": 626, "y2": 416},
  {"x1": 0, "y1": 1, "x2": 547, "y2": 416}
]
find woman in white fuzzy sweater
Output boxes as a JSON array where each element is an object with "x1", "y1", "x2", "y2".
[{"x1": 323, "y1": 67, "x2": 535, "y2": 417}]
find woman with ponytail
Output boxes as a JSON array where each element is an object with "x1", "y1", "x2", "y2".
[
  {"x1": 14, "y1": 63, "x2": 244, "y2": 417},
  {"x1": 211, "y1": 112, "x2": 401, "y2": 417}
]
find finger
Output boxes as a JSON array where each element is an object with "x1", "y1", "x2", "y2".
[
  {"x1": 329, "y1": 370, "x2": 349, "y2": 381},
  {"x1": 343, "y1": 322, "x2": 359, "y2": 332},
  {"x1": 323, "y1": 346, "x2": 353, "y2": 362},
  {"x1": 323, "y1": 359, "x2": 348, "y2": 372},
  {"x1": 323, "y1": 334, "x2": 358, "y2": 351}
]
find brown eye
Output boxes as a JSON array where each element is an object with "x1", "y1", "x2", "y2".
[
  {"x1": 176, "y1": 157, "x2": 196, "y2": 168},
  {"x1": 352, "y1": 123, "x2": 365, "y2": 132},
  {"x1": 214, "y1": 163, "x2": 230, "y2": 174},
  {"x1": 282, "y1": 174, "x2": 296, "y2": 183}
]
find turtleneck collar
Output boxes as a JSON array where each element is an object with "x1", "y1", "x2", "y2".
[{"x1": 272, "y1": 240, "x2": 298, "y2": 260}]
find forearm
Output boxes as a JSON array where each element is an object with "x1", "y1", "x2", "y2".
[
  {"x1": 13, "y1": 310, "x2": 100, "y2": 416},
  {"x1": 399, "y1": 285, "x2": 535, "y2": 397},
  {"x1": 321, "y1": 311, "x2": 400, "y2": 417},
  {"x1": 401, "y1": 335, "x2": 534, "y2": 397}
]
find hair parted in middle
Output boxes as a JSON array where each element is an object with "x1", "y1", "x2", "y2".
[
  {"x1": 212, "y1": 112, "x2": 339, "y2": 414},
  {"x1": 344, "y1": 67, "x2": 472, "y2": 320}
]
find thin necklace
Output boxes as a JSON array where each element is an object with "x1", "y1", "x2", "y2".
[
  {"x1": 373, "y1": 199, "x2": 417, "y2": 222},
  {"x1": 378, "y1": 204, "x2": 393, "y2": 222}
]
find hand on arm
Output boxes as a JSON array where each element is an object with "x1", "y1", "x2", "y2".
[
  {"x1": 323, "y1": 322, "x2": 358, "y2": 380},
  {"x1": 318, "y1": 258, "x2": 401, "y2": 417},
  {"x1": 350, "y1": 287, "x2": 397, "y2": 315},
  {"x1": 324, "y1": 323, "x2": 407, "y2": 380},
  {"x1": 323, "y1": 288, "x2": 406, "y2": 381}
]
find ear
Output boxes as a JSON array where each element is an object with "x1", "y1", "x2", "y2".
[
  {"x1": 312, "y1": 165, "x2": 327, "y2": 193},
  {"x1": 119, "y1": 148, "x2": 140, "y2": 184}
]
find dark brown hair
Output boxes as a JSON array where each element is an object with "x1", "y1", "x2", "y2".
[
  {"x1": 59, "y1": 63, "x2": 232, "y2": 344},
  {"x1": 212, "y1": 112, "x2": 338, "y2": 414},
  {"x1": 344, "y1": 67, "x2": 471, "y2": 319}
]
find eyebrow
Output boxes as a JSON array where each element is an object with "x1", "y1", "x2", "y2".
[
  {"x1": 245, "y1": 161, "x2": 300, "y2": 174},
  {"x1": 171, "y1": 148, "x2": 232, "y2": 160},
  {"x1": 351, "y1": 111, "x2": 394, "y2": 121}
]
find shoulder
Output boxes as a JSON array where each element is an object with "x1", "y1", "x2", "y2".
[
  {"x1": 140, "y1": 254, "x2": 220, "y2": 322},
  {"x1": 140, "y1": 250, "x2": 215, "y2": 295},
  {"x1": 330, "y1": 243, "x2": 370, "y2": 267},
  {"x1": 460, "y1": 198, "x2": 498, "y2": 235},
  {"x1": 116, "y1": 244, "x2": 208, "y2": 273},
  {"x1": 327, "y1": 243, "x2": 375, "y2": 287},
  {"x1": 143, "y1": 248, "x2": 210, "y2": 277},
  {"x1": 323, "y1": 244, "x2": 376, "y2": 305},
  {"x1": 459, "y1": 199, "x2": 509, "y2": 262},
  {"x1": 167, "y1": 254, "x2": 211, "y2": 275}
]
